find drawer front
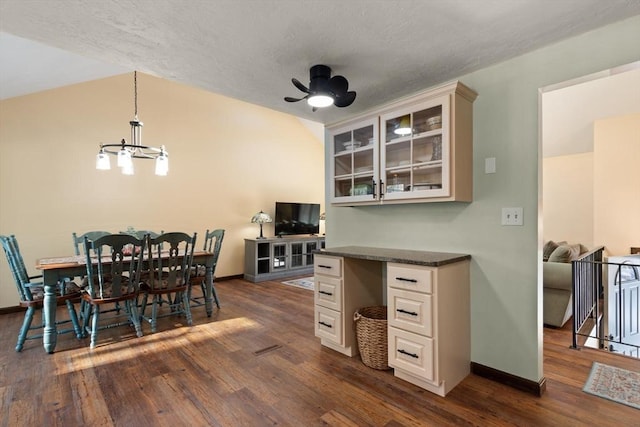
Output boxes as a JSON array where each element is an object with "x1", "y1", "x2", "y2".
[
  {"x1": 315, "y1": 305, "x2": 343, "y2": 345},
  {"x1": 314, "y1": 275, "x2": 342, "y2": 311},
  {"x1": 388, "y1": 326, "x2": 436, "y2": 383},
  {"x1": 388, "y1": 288, "x2": 433, "y2": 337},
  {"x1": 314, "y1": 255, "x2": 342, "y2": 278},
  {"x1": 387, "y1": 263, "x2": 433, "y2": 293}
]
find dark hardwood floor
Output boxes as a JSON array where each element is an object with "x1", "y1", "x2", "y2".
[{"x1": 1, "y1": 277, "x2": 638, "y2": 426}]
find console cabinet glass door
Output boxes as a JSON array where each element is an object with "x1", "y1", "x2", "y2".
[
  {"x1": 290, "y1": 242, "x2": 304, "y2": 268},
  {"x1": 330, "y1": 118, "x2": 379, "y2": 204},
  {"x1": 272, "y1": 243, "x2": 287, "y2": 271},
  {"x1": 380, "y1": 95, "x2": 450, "y2": 201}
]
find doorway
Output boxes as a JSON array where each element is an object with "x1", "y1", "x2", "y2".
[{"x1": 540, "y1": 61, "x2": 640, "y2": 355}]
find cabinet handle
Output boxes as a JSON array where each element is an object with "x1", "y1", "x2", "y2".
[
  {"x1": 318, "y1": 321, "x2": 333, "y2": 328},
  {"x1": 372, "y1": 179, "x2": 377, "y2": 200},
  {"x1": 318, "y1": 264, "x2": 332, "y2": 269},
  {"x1": 396, "y1": 277, "x2": 418, "y2": 283},
  {"x1": 319, "y1": 290, "x2": 333, "y2": 296},
  {"x1": 379, "y1": 180, "x2": 385, "y2": 199},
  {"x1": 397, "y1": 308, "x2": 418, "y2": 316},
  {"x1": 398, "y1": 349, "x2": 419, "y2": 359}
]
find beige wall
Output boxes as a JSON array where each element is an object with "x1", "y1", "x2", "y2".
[
  {"x1": 594, "y1": 113, "x2": 640, "y2": 256},
  {"x1": 543, "y1": 152, "x2": 594, "y2": 247},
  {"x1": 0, "y1": 73, "x2": 324, "y2": 308},
  {"x1": 543, "y1": 113, "x2": 640, "y2": 255}
]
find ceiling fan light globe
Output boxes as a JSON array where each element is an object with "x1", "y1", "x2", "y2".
[
  {"x1": 394, "y1": 127, "x2": 412, "y2": 136},
  {"x1": 307, "y1": 94, "x2": 334, "y2": 108}
]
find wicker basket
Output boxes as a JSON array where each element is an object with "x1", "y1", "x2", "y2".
[{"x1": 353, "y1": 306, "x2": 391, "y2": 370}]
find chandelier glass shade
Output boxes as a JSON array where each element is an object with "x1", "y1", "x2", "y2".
[{"x1": 95, "y1": 71, "x2": 169, "y2": 176}]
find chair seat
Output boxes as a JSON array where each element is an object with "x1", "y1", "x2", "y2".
[
  {"x1": 21, "y1": 281, "x2": 82, "y2": 303},
  {"x1": 140, "y1": 276, "x2": 188, "y2": 293},
  {"x1": 81, "y1": 278, "x2": 137, "y2": 302}
]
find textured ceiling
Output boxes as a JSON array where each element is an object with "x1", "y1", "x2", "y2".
[{"x1": 1, "y1": 0, "x2": 639, "y2": 125}]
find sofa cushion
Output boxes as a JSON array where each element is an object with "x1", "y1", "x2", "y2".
[
  {"x1": 548, "y1": 244, "x2": 581, "y2": 263},
  {"x1": 543, "y1": 241, "x2": 558, "y2": 261}
]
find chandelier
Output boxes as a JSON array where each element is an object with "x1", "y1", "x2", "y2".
[{"x1": 95, "y1": 71, "x2": 169, "y2": 176}]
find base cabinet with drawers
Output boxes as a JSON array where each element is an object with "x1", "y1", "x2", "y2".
[
  {"x1": 313, "y1": 247, "x2": 470, "y2": 397},
  {"x1": 314, "y1": 254, "x2": 384, "y2": 356},
  {"x1": 387, "y1": 261, "x2": 470, "y2": 397}
]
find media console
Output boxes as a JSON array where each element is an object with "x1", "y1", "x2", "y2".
[{"x1": 244, "y1": 236, "x2": 325, "y2": 282}]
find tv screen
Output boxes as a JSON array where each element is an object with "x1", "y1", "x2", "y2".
[{"x1": 275, "y1": 202, "x2": 320, "y2": 236}]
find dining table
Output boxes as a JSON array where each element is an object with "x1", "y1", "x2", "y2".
[{"x1": 35, "y1": 250, "x2": 216, "y2": 353}]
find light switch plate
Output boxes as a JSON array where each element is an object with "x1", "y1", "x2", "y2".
[
  {"x1": 485, "y1": 157, "x2": 496, "y2": 174},
  {"x1": 501, "y1": 207, "x2": 523, "y2": 226}
]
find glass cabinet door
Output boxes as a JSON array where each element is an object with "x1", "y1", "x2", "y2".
[
  {"x1": 380, "y1": 95, "x2": 450, "y2": 200},
  {"x1": 290, "y1": 242, "x2": 303, "y2": 268},
  {"x1": 272, "y1": 243, "x2": 287, "y2": 270},
  {"x1": 330, "y1": 117, "x2": 379, "y2": 203}
]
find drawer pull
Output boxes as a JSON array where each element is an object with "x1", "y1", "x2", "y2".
[
  {"x1": 398, "y1": 349, "x2": 419, "y2": 359},
  {"x1": 396, "y1": 277, "x2": 418, "y2": 283},
  {"x1": 318, "y1": 321, "x2": 333, "y2": 328},
  {"x1": 318, "y1": 264, "x2": 333, "y2": 269},
  {"x1": 319, "y1": 290, "x2": 333, "y2": 296},
  {"x1": 397, "y1": 308, "x2": 418, "y2": 316}
]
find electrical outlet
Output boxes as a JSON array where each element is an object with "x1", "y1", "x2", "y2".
[{"x1": 501, "y1": 207, "x2": 523, "y2": 226}]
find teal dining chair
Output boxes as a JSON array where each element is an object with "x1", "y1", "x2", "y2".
[
  {"x1": 139, "y1": 232, "x2": 197, "y2": 333},
  {"x1": 72, "y1": 231, "x2": 111, "y2": 255},
  {"x1": 0, "y1": 234, "x2": 83, "y2": 351},
  {"x1": 81, "y1": 233, "x2": 146, "y2": 348},
  {"x1": 190, "y1": 229, "x2": 225, "y2": 309},
  {"x1": 120, "y1": 229, "x2": 163, "y2": 239}
]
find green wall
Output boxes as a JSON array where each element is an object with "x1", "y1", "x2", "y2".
[{"x1": 324, "y1": 15, "x2": 640, "y2": 382}]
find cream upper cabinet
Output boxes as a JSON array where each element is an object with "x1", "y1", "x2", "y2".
[
  {"x1": 329, "y1": 117, "x2": 379, "y2": 204},
  {"x1": 328, "y1": 81, "x2": 476, "y2": 205}
]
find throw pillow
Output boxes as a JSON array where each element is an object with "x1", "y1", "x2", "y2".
[
  {"x1": 543, "y1": 241, "x2": 558, "y2": 261},
  {"x1": 548, "y1": 245, "x2": 574, "y2": 263}
]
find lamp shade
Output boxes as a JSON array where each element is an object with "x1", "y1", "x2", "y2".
[{"x1": 251, "y1": 211, "x2": 273, "y2": 224}]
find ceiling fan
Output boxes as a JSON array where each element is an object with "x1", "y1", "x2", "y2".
[{"x1": 284, "y1": 64, "x2": 356, "y2": 110}]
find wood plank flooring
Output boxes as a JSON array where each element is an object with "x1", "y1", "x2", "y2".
[{"x1": 1, "y1": 277, "x2": 639, "y2": 426}]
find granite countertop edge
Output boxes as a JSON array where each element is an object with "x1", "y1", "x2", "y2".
[{"x1": 314, "y1": 246, "x2": 471, "y2": 267}]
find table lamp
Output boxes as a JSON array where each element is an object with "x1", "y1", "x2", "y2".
[{"x1": 251, "y1": 210, "x2": 273, "y2": 239}]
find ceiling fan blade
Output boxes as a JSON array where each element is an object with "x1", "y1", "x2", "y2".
[
  {"x1": 328, "y1": 75, "x2": 349, "y2": 96},
  {"x1": 284, "y1": 96, "x2": 307, "y2": 103},
  {"x1": 292, "y1": 78, "x2": 310, "y2": 94},
  {"x1": 334, "y1": 91, "x2": 356, "y2": 107}
]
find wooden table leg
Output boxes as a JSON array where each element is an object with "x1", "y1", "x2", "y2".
[{"x1": 42, "y1": 271, "x2": 58, "y2": 354}]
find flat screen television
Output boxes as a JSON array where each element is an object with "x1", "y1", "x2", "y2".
[{"x1": 275, "y1": 202, "x2": 320, "y2": 236}]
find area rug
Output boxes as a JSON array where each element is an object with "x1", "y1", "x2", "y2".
[
  {"x1": 281, "y1": 276, "x2": 314, "y2": 290},
  {"x1": 582, "y1": 362, "x2": 640, "y2": 409}
]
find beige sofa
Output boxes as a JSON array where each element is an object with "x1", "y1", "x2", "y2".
[{"x1": 543, "y1": 241, "x2": 588, "y2": 327}]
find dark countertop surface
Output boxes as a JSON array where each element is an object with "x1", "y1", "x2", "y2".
[{"x1": 315, "y1": 246, "x2": 470, "y2": 267}]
